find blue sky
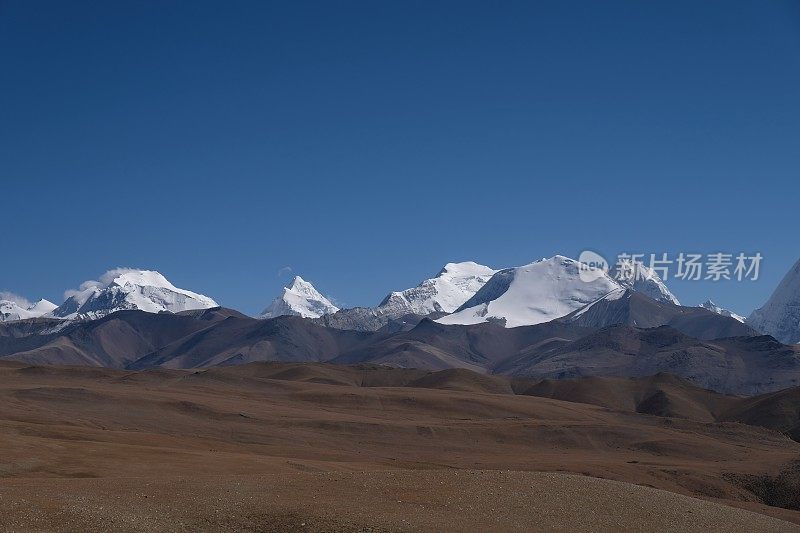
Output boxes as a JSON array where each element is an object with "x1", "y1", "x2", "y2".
[{"x1": 1, "y1": 1, "x2": 798, "y2": 316}]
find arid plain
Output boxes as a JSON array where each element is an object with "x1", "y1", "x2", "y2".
[{"x1": 0, "y1": 360, "x2": 798, "y2": 531}]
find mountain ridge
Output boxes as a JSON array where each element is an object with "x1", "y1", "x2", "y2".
[
  {"x1": 50, "y1": 269, "x2": 218, "y2": 321},
  {"x1": 0, "y1": 305, "x2": 793, "y2": 395},
  {"x1": 0, "y1": 298, "x2": 57, "y2": 322}
]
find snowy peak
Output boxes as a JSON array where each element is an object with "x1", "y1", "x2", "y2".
[
  {"x1": 51, "y1": 268, "x2": 218, "y2": 320},
  {"x1": 0, "y1": 297, "x2": 57, "y2": 322},
  {"x1": 748, "y1": 258, "x2": 800, "y2": 343},
  {"x1": 289, "y1": 276, "x2": 314, "y2": 290},
  {"x1": 437, "y1": 255, "x2": 622, "y2": 328},
  {"x1": 378, "y1": 261, "x2": 497, "y2": 316},
  {"x1": 436, "y1": 261, "x2": 496, "y2": 280},
  {"x1": 611, "y1": 259, "x2": 680, "y2": 305},
  {"x1": 28, "y1": 299, "x2": 58, "y2": 316},
  {"x1": 260, "y1": 276, "x2": 339, "y2": 319},
  {"x1": 0, "y1": 300, "x2": 31, "y2": 322},
  {"x1": 699, "y1": 300, "x2": 745, "y2": 323},
  {"x1": 108, "y1": 270, "x2": 174, "y2": 289}
]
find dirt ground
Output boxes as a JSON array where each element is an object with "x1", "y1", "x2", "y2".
[{"x1": 0, "y1": 362, "x2": 798, "y2": 531}]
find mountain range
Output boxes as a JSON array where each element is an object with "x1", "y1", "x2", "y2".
[
  {"x1": 0, "y1": 254, "x2": 798, "y2": 396},
  {"x1": 0, "y1": 255, "x2": 752, "y2": 332},
  {"x1": 0, "y1": 306, "x2": 795, "y2": 395},
  {"x1": 314, "y1": 261, "x2": 498, "y2": 332},
  {"x1": 699, "y1": 300, "x2": 746, "y2": 323},
  {"x1": 0, "y1": 297, "x2": 57, "y2": 322},
  {"x1": 266, "y1": 256, "x2": 799, "y2": 344}
]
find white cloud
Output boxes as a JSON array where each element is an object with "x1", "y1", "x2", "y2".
[
  {"x1": 277, "y1": 266, "x2": 293, "y2": 277},
  {"x1": 0, "y1": 291, "x2": 32, "y2": 308},
  {"x1": 63, "y1": 267, "x2": 139, "y2": 300}
]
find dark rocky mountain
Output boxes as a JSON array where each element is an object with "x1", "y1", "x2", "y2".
[
  {"x1": 129, "y1": 314, "x2": 385, "y2": 370},
  {"x1": 0, "y1": 302, "x2": 797, "y2": 395},
  {"x1": 497, "y1": 324, "x2": 800, "y2": 395},
  {"x1": 560, "y1": 289, "x2": 758, "y2": 340},
  {"x1": 333, "y1": 318, "x2": 592, "y2": 372},
  {"x1": 0, "y1": 308, "x2": 240, "y2": 368},
  {"x1": 314, "y1": 306, "x2": 434, "y2": 333}
]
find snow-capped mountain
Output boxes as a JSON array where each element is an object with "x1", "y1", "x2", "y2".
[
  {"x1": 50, "y1": 269, "x2": 218, "y2": 320},
  {"x1": 316, "y1": 261, "x2": 496, "y2": 331},
  {"x1": 0, "y1": 297, "x2": 57, "y2": 322},
  {"x1": 611, "y1": 260, "x2": 680, "y2": 305},
  {"x1": 748, "y1": 258, "x2": 800, "y2": 344},
  {"x1": 377, "y1": 261, "x2": 496, "y2": 316},
  {"x1": 698, "y1": 300, "x2": 745, "y2": 323},
  {"x1": 437, "y1": 256, "x2": 621, "y2": 328},
  {"x1": 260, "y1": 276, "x2": 339, "y2": 319},
  {"x1": 27, "y1": 299, "x2": 58, "y2": 316}
]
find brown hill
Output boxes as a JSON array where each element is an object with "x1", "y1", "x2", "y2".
[
  {"x1": 516, "y1": 373, "x2": 738, "y2": 422},
  {"x1": 0, "y1": 361, "x2": 798, "y2": 529},
  {"x1": 722, "y1": 387, "x2": 800, "y2": 441}
]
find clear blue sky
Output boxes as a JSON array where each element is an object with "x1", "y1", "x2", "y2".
[{"x1": 1, "y1": 1, "x2": 798, "y2": 316}]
